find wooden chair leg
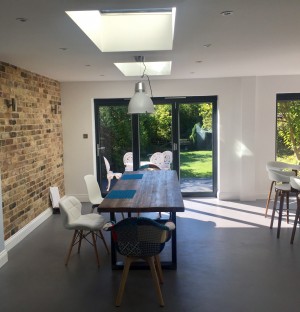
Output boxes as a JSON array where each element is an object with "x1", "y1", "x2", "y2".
[
  {"x1": 154, "y1": 255, "x2": 164, "y2": 284},
  {"x1": 265, "y1": 181, "x2": 275, "y2": 217},
  {"x1": 147, "y1": 256, "x2": 165, "y2": 307},
  {"x1": 291, "y1": 199, "x2": 300, "y2": 244},
  {"x1": 65, "y1": 230, "x2": 78, "y2": 266},
  {"x1": 116, "y1": 257, "x2": 133, "y2": 307},
  {"x1": 98, "y1": 230, "x2": 110, "y2": 254},
  {"x1": 91, "y1": 231, "x2": 100, "y2": 267},
  {"x1": 77, "y1": 230, "x2": 83, "y2": 253}
]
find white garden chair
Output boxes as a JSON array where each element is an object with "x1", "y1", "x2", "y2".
[{"x1": 103, "y1": 156, "x2": 122, "y2": 191}]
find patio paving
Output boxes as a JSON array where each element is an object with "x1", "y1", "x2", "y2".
[{"x1": 180, "y1": 177, "x2": 213, "y2": 192}]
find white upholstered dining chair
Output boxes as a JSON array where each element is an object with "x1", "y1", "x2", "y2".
[
  {"x1": 84, "y1": 174, "x2": 124, "y2": 218},
  {"x1": 84, "y1": 174, "x2": 104, "y2": 212},
  {"x1": 59, "y1": 196, "x2": 109, "y2": 267}
]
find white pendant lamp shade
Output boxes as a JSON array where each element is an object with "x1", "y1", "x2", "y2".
[{"x1": 128, "y1": 81, "x2": 154, "y2": 114}]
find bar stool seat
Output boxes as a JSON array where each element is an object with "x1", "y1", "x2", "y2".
[{"x1": 265, "y1": 161, "x2": 296, "y2": 217}]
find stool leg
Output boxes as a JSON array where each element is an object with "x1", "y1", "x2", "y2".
[
  {"x1": 270, "y1": 190, "x2": 279, "y2": 229},
  {"x1": 277, "y1": 191, "x2": 284, "y2": 238},
  {"x1": 291, "y1": 199, "x2": 300, "y2": 244},
  {"x1": 265, "y1": 181, "x2": 275, "y2": 217},
  {"x1": 286, "y1": 191, "x2": 290, "y2": 224}
]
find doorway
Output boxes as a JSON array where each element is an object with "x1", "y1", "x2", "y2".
[{"x1": 94, "y1": 96, "x2": 217, "y2": 197}]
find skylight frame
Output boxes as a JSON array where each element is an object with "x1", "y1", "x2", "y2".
[
  {"x1": 66, "y1": 7, "x2": 176, "y2": 52},
  {"x1": 114, "y1": 61, "x2": 172, "y2": 76}
]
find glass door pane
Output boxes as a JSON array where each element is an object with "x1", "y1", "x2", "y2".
[
  {"x1": 276, "y1": 95, "x2": 300, "y2": 164},
  {"x1": 96, "y1": 104, "x2": 131, "y2": 191},
  {"x1": 139, "y1": 104, "x2": 173, "y2": 167},
  {"x1": 179, "y1": 103, "x2": 213, "y2": 194}
]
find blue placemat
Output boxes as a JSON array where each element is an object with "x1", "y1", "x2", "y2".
[
  {"x1": 106, "y1": 190, "x2": 136, "y2": 199},
  {"x1": 121, "y1": 174, "x2": 144, "y2": 180}
]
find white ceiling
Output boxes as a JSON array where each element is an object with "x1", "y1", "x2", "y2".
[{"x1": 1, "y1": 0, "x2": 300, "y2": 82}]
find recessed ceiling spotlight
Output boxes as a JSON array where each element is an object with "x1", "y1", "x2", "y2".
[
  {"x1": 16, "y1": 17, "x2": 28, "y2": 22},
  {"x1": 59, "y1": 48, "x2": 68, "y2": 51},
  {"x1": 203, "y1": 44, "x2": 212, "y2": 48},
  {"x1": 85, "y1": 64, "x2": 91, "y2": 67},
  {"x1": 195, "y1": 60, "x2": 202, "y2": 63},
  {"x1": 220, "y1": 10, "x2": 233, "y2": 16}
]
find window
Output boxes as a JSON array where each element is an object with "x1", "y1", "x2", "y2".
[{"x1": 276, "y1": 93, "x2": 300, "y2": 164}]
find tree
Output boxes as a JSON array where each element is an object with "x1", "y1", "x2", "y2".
[
  {"x1": 198, "y1": 103, "x2": 212, "y2": 130},
  {"x1": 277, "y1": 101, "x2": 300, "y2": 162}
]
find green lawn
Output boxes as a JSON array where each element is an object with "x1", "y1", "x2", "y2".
[
  {"x1": 277, "y1": 155, "x2": 299, "y2": 165},
  {"x1": 180, "y1": 150, "x2": 212, "y2": 178}
]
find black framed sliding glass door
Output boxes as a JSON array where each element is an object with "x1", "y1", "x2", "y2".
[{"x1": 94, "y1": 96, "x2": 217, "y2": 197}]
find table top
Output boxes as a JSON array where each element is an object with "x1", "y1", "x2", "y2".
[{"x1": 98, "y1": 170, "x2": 184, "y2": 213}]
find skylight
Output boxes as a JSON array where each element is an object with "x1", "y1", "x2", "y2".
[
  {"x1": 114, "y1": 61, "x2": 172, "y2": 76},
  {"x1": 66, "y1": 8, "x2": 176, "y2": 52}
]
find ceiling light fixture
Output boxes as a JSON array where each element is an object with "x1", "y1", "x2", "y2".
[
  {"x1": 220, "y1": 10, "x2": 233, "y2": 16},
  {"x1": 128, "y1": 56, "x2": 154, "y2": 114},
  {"x1": 16, "y1": 17, "x2": 28, "y2": 22}
]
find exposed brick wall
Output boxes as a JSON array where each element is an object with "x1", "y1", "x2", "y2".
[{"x1": 0, "y1": 62, "x2": 65, "y2": 240}]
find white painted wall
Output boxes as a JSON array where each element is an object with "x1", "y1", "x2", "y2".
[{"x1": 60, "y1": 75, "x2": 300, "y2": 201}]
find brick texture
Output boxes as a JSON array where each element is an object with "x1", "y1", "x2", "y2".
[{"x1": 0, "y1": 61, "x2": 65, "y2": 240}]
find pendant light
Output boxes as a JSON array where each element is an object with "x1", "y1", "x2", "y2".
[
  {"x1": 128, "y1": 81, "x2": 154, "y2": 114},
  {"x1": 128, "y1": 56, "x2": 154, "y2": 114}
]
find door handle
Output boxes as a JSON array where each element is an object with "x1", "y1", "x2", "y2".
[{"x1": 97, "y1": 144, "x2": 105, "y2": 156}]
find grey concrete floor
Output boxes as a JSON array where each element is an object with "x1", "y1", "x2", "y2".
[{"x1": 1, "y1": 198, "x2": 300, "y2": 312}]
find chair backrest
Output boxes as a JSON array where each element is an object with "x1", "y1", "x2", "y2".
[
  {"x1": 290, "y1": 176, "x2": 300, "y2": 191},
  {"x1": 84, "y1": 174, "x2": 103, "y2": 205},
  {"x1": 103, "y1": 156, "x2": 111, "y2": 173},
  {"x1": 163, "y1": 150, "x2": 172, "y2": 162},
  {"x1": 150, "y1": 152, "x2": 164, "y2": 169},
  {"x1": 59, "y1": 196, "x2": 82, "y2": 229},
  {"x1": 112, "y1": 217, "x2": 170, "y2": 257},
  {"x1": 162, "y1": 151, "x2": 172, "y2": 169},
  {"x1": 123, "y1": 152, "x2": 133, "y2": 165}
]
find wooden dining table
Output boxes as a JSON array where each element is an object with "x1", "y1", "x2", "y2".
[{"x1": 97, "y1": 169, "x2": 185, "y2": 269}]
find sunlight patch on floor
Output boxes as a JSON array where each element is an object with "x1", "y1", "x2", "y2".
[{"x1": 179, "y1": 198, "x2": 296, "y2": 229}]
